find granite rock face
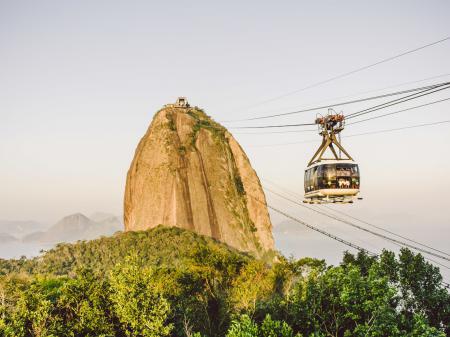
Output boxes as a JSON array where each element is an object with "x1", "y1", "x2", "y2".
[{"x1": 124, "y1": 102, "x2": 274, "y2": 255}]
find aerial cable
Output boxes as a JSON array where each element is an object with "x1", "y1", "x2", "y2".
[
  {"x1": 233, "y1": 97, "x2": 450, "y2": 135},
  {"x1": 262, "y1": 179, "x2": 450, "y2": 277},
  {"x1": 345, "y1": 120, "x2": 450, "y2": 138},
  {"x1": 265, "y1": 186, "x2": 450, "y2": 261},
  {"x1": 224, "y1": 81, "x2": 450, "y2": 122},
  {"x1": 233, "y1": 128, "x2": 317, "y2": 135},
  {"x1": 266, "y1": 186, "x2": 450, "y2": 263},
  {"x1": 321, "y1": 205, "x2": 450, "y2": 257},
  {"x1": 346, "y1": 83, "x2": 450, "y2": 119},
  {"x1": 267, "y1": 204, "x2": 377, "y2": 256},
  {"x1": 228, "y1": 122, "x2": 316, "y2": 130},
  {"x1": 236, "y1": 36, "x2": 450, "y2": 110},
  {"x1": 221, "y1": 72, "x2": 450, "y2": 122},
  {"x1": 264, "y1": 177, "x2": 450, "y2": 258},
  {"x1": 247, "y1": 138, "x2": 318, "y2": 148},
  {"x1": 271, "y1": 200, "x2": 450, "y2": 281},
  {"x1": 247, "y1": 120, "x2": 450, "y2": 147},
  {"x1": 228, "y1": 84, "x2": 450, "y2": 129},
  {"x1": 264, "y1": 186, "x2": 450, "y2": 262},
  {"x1": 422, "y1": 257, "x2": 450, "y2": 271},
  {"x1": 246, "y1": 192, "x2": 377, "y2": 255},
  {"x1": 346, "y1": 97, "x2": 450, "y2": 126},
  {"x1": 346, "y1": 82, "x2": 450, "y2": 118},
  {"x1": 271, "y1": 200, "x2": 450, "y2": 284}
]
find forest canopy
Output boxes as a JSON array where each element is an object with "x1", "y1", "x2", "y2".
[{"x1": 0, "y1": 226, "x2": 449, "y2": 337}]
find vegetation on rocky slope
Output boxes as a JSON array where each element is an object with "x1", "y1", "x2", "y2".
[{"x1": 0, "y1": 226, "x2": 449, "y2": 336}]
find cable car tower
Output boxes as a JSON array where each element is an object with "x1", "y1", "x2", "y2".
[{"x1": 304, "y1": 110, "x2": 361, "y2": 204}]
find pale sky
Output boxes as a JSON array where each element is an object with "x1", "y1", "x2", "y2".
[{"x1": 1, "y1": 1, "x2": 449, "y2": 271}]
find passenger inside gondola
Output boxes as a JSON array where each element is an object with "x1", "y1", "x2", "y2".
[{"x1": 304, "y1": 163, "x2": 360, "y2": 192}]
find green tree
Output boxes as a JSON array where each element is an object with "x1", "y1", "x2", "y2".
[
  {"x1": 226, "y1": 315, "x2": 258, "y2": 337},
  {"x1": 3, "y1": 277, "x2": 64, "y2": 337},
  {"x1": 178, "y1": 243, "x2": 247, "y2": 336},
  {"x1": 348, "y1": 248, "x2": 450, "y2": 334},
  {"x1": 0, "y1": 274, "x2": 29, "y2": 335},
  {"x1": 230, "y1": 260, "x2": 272, "y2": 314},
  {"x1": 57, "y1": 268, "x2": 115, "y2": 337},
  {"x1": 260, "y1": 314, "x2": 298, "y2": 337},
  {"x1": 109, "y1": 254, "x2": 172, "y2": 337},
  {"x1": 226, "y1": 315, "x2": 299, "y2": 337},
  {"x1": 407, "y1": 314, "x2": 446, "y2": 337},
  {"x1": 284, "y1": 264, "x2": 401, "y2": 336},
  {"x1": 396, "y1": 248, "x2": 450, "y2": 333},
  {"x1": 341, "y1": 250, "x2": 376, "y2": 276}
]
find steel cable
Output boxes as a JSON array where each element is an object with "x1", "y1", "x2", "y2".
[{"x1": 264, "y1": 187, "x2": 450, "y2": 262}]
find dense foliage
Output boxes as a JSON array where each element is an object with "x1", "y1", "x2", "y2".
[{"x1": 0, "y1": 226, "x2": 448, "y2": 336}]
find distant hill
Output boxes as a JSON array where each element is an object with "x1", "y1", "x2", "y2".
[
  {"x1": 2, "y1": 226, "x2": 252, "y2": 276},
  {"x1": 0, "y1": 233, "x2": 19, "y2": 244},
  {"x1": 23, "y1": 213, "x2": 122, "y2": 244},
  {"x1": 95, "y1": 215, "x2": 123, "y2": 235},
  {"x1": 0, "y1": 220, "x2": 47, "y2": 238},
  {"x1": 89, "y1": 212, "x2": 122, "y2": 223}
]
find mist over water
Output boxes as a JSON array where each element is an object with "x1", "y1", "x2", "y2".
[{"x1": 0, "y1": 242, "x2": 54, "y2": 259}]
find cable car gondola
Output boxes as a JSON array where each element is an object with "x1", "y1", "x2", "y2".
[{"x1": 304, "y1": 111, "x2": 361, "y2": 204}]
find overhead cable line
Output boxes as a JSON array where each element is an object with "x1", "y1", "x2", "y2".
[
  {"x1": 225, "y1": 81, "x2": 450, "y2": 122},
  {"x1": 264, "y1": 186, "x2": 450, "y2": 262},
  {"x1": 267, "y1": 204, "x2": 377, "y2": 256},
  {"x1": 246, "y1": 191, "x2": 377, "y2": 255},
  {"x1": 247, "y1": 120, "x2": 450, "y2": 147},
  {"x1": 229, "y1": 122, "x2": 316, "y2": 130},
  {"x1": 221, "y1": 72, "x2": 450, "y2": 122},
  {"x1": 271, "y1": 200, "x2": 450, "y2": 282},
  {"x1": 263, "y1": 177, "x2": 448, "y2": 257},
  {"x1": 228, "y1": 84, "x2": 450, "y2": 129},
  {"x1": 345, "y1": 120, "x2": 450, "y2": 138},
  {"x1": 346, "y1": 97, "x2": 450, "y2": 126},
  {"x1": 346, "y1": 83, "x2": 450, "y2": 119},
  {"x1": 321, "y1": 205, "x2": 450, "y2": 257},
  {"x1": 233, "y1": 129, "x2": 317, "y2": 135},
  {"x1": 233, "y1": 97, "x2": 450, "y2": 134},
  {"x1": 262, "y1": 179, "x2": 450, "y2": 277},
  {"x1": 422, "y1": 257, "x2": 450, "y2": 271},
  {"x1": 345, "y1": 83, "x2": 449, "y2": 118},
  {"x1": 237, "y1": 36, "x2": 450, "y2": 110},
  {"x1": 270, "y1": 199, "x2": 450, "y2": 284}
]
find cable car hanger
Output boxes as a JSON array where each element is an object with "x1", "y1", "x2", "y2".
[{"x1": 308, "y1": 109, "x2": 353, "y2": 166}]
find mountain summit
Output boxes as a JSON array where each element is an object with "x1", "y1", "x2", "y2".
[{"x1": 124, "y1": 98, "x2": 274, "y2": 255}]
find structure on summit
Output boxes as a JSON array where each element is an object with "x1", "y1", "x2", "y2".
[
  {"x1": 124, "y1": 97, "x2": 274, "y2": 255},
  {"x1": 165, "y1": 96, "x2": 190, "y2": 108}
]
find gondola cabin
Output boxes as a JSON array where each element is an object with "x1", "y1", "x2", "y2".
[
  {"x1": 303, "y1": 111, "x2": 361, "y2": 203},
  {"x1": 304, "y1": 160, "x2": 360, "y2": 203}
]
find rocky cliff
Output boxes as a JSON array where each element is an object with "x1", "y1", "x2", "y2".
[{"x1": 124, "y1": 99, "x2": 274, "y2": 255}]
